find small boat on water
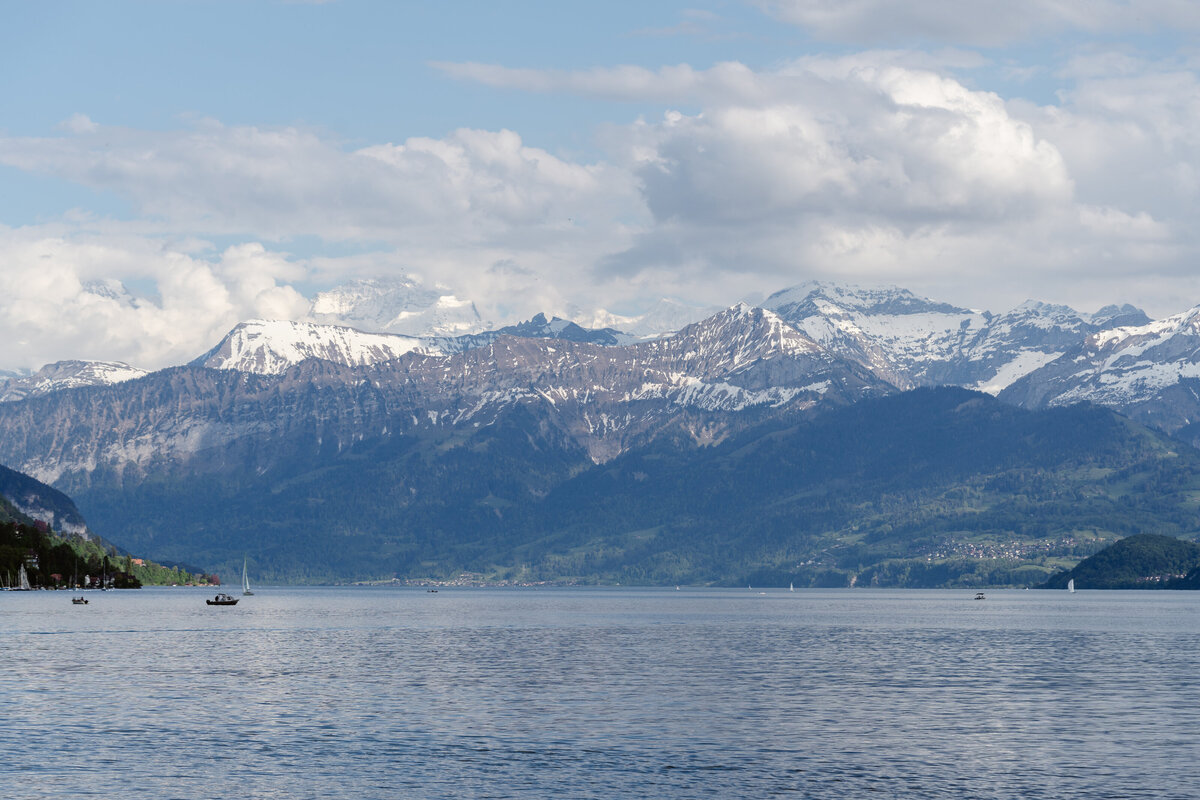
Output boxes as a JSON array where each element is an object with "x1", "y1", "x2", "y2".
[
  {"x1": 72, "y1": 596, "x2": 89, "y2": 605},
  {"x1": 206, "y1": 593, "x2": 239, "y2": 606},
  {"x1": 242, "y1": 558, "x2": 254, "y2": 596},
  {"x1": 1067, "y1": 578, "x2": 1075, "y2": 593},
  {"x1": 974, "y1": 592, "x2": 987, "y2": 600}
]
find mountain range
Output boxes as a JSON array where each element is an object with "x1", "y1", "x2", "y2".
[{"x1": 2, "y1": 280, "x2": 1200, "y2": 584}]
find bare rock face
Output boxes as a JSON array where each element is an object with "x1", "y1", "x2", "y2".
[{"x1": 0, "y1": 461, "x2": 94, "y2": 538}]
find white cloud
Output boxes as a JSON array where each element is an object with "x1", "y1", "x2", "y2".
[
  {"x1": 756, "y1": 0, "x2": 1200, "y2": 46},
  {"x1": 0, "y1": 120, "x2": 639, "y2": 247},
  {"x1": 9, "y1": 47, "x2": 1200, "y2": 371},
  {"x1": 630, "y1": 66, "x2": 1070, "y2": 225},
  {"x1": 565, "y1": 56, "x2": 1200, "y2": 316},
  {"x1": 58, "y1": 113, "x2": 99, "y2": 134},
  {"x1": 0, "y1": 229, "x2": 312, "y2": 370},
  {"x1": 1008, "y1": 53, "x2": 1200, "y2": 225},
  {"x1": 591, "y1": 61, "x2": 1078, "y2": 300},
  {"x1": 0, "y1": 120, "x2": 645, "y2": 359}
]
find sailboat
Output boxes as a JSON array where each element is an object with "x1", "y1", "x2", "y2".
[
  {"x1": 1067, "y1": 578, "x2": 1075, "y2": 593},
  {"x1": 242, "y1": 559, "x2": 254, "y2": 596},
  {"x1": 16, "y1": 564, "x2": 31, "y2": 591},
  {"x1": 789, "y1": 582, "x2": 794, "y2": 592}
]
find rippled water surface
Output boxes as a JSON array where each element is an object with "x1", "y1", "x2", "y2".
[{"x1": 3, "y1": 587, "x2": 1199, "y2": 798}]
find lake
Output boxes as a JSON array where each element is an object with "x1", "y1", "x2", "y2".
[{"x1": 3, "y1": 587, "x2": 1198, "y2": 799}]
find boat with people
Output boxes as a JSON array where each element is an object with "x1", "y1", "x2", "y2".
[
  {"x1": 974, "y1": 592, "x2": 986, "y2": 600},
  {"x1": 72, "y1": 596, "x2": 89, "y2": 605},
  {"x1": 206, "y1": 593, "x2": 239, "y2": 606}
]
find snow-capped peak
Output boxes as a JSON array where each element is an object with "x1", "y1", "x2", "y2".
[
  {"x1": 310, "y1": 277, "x2": 490, "y2": 337},
  {"x1": 193, "y1": 319, "x2": 447, "y2": 375},
  {"x1": 764, "y1": 281, "x2": 972, "y2": 317},
  {"x1": 764, "y1": 281, "x2": 990, "y2": 388},
  {"x1": 573, "y1": 298, "x2": 723, "y2": 339},
  {"x1": 0, "y1": 360, "x2": 148, "y2": 403}
]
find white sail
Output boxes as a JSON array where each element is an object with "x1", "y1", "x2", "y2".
[
  {"x1": 17, "y1": 564, "x2": 31, "y2": 591},
  {"x1": 242, "y1": 559, "x2": 254, "y2": 596},
  {"x1": 1067, "y1": 578, "x2": 1075, "y2": 593}
]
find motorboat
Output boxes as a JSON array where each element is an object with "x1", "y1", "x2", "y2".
[
  {"x1": 206, "y1": 593, "x2": 239, "y2": 606},
  {"x1": 973, "y1": 592, "x2": 986, "y2": 600},
  {"x1": 72, "y1": 596, "x2": 89, "y2": 605}
]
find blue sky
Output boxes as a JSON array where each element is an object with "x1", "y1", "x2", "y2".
[{"x1": 3, "y1": 0, "x2": 1200, "y2": 370}]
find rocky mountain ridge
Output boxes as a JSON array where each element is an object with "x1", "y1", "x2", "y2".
[
  {"x1": 0, "y1": 305, "x2": 886, "y2": 486},
  {"x1": 1001, "y1": 303, "x2": 1200, "y2": 443},
  {"x1": 8, "y1": 280, "x2": 1200, "y2": 457},
  {"x1": 2, "y1": 281, "x2": 1157, "y2": 395}
]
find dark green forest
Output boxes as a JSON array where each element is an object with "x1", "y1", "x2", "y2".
[
  {"x1": 0, "y1": 494, "x2": 215, "y2": 589},
  {"x1": 1043, "y1": 533, "x2": 1200, "y2": 589},
  {"x1": 71, "y1": 388, "x2": 1200, "y2": 587}
]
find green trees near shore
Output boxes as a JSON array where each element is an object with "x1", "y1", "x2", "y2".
[{"x1": 0, "y1": 518, "x2": 213, "y2": 589}]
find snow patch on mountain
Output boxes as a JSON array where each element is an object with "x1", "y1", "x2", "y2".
[
  {"x1": 1030, "y1": 305, "x2": 1200, "y2": 407},
  {"x1": 629, "y1": 374, "x2": 813, "y2": 412},
  {"x1": 997, "y1": 303, "x2": 1200, "y2": 432},
  {"x1": 974, "y1": 351, "x2": 1064, "y2": 395}
]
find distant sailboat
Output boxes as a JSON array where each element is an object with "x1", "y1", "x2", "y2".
[
  {"x1": 1067, "y1": 578, "x2": 1075, "y2": 593},
  {"x1": 789, "y1": 583, "x2": 794, "y2": 592},
  {"x1": 16, "y1": 564, "x2": 31, "y2": 591},
  {"x1": 242, "y1": 559, "x2": 254, "y2": 596}
]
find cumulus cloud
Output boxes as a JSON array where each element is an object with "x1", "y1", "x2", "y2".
[
  {"x1": 592, "y1": 61, "x2": 1079, "y2": 295},
  {"x1": 0, "y1": 229, "x2": 312, "y2": 370},
  {"x1": 1012, "y1": 55, "x2": 1200, "y2": 216},
  {"x1": 756, "y1": 0, "x2": 1200, "y2": 46}
]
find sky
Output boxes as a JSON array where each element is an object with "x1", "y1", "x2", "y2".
[{"x1": 3, "y1": 0, "x2": 1200, "y2": 371}]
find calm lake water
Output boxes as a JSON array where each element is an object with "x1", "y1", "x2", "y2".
[{"x1": 2, "y1": 587, "x2": 1198, "y2": 799}]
